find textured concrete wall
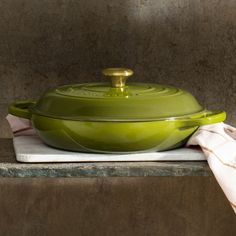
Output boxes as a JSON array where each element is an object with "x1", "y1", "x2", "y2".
[
  {"x1": 0, "y1": 177, "x2": 235, "y2": 236},
  {"x1": 0, "y1": 0, "x2": 236, "y2": 137}
]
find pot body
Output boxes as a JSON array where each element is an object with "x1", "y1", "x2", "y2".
[
  {"x1": 31, "y1": 114, "x2": 198, "y2": 153},
  {"x1": 8, "y1": 101, "x2": 226, "y2": 153}
]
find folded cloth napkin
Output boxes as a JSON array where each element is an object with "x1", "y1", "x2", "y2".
[
  {"x1": 6, "y1": 115, "x2": 236, "y2": 213},
  {"x1": 6, "y1": 114, "x2": 36, "y2": 136},
  {"x1": 187, "y1": 122, "x2": 236, "y2": 214}
]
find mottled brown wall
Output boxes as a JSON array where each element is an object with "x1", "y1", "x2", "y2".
[
  {"x1": 0, "y1": 177, "x2": 235, "y2": 236},
  {"x1": 0, "y1": 2, "x2": 235, "y2": 235},
  {"x1": 0, "y1": 0, "x2": 236, "y2": 137}
]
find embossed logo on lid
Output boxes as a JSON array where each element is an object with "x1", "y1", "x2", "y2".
[{"x1": 55, "y1": 83, "x2": 181, "y2": 99}]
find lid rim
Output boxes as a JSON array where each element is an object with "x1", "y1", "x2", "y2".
[{"x1": 30, "y1": 107, "x2": 207, "y2": 122}]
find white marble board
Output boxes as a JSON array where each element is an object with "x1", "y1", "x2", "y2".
[{"x1": 13, "y1": 136, "x2": 206, "y2": 163}]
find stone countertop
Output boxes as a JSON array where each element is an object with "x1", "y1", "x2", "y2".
[{"x1": 0, "y1": 138, "x2": 211, "y2": 177}]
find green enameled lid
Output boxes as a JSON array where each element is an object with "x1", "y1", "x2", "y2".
[{"x1": 31, "y1": 68, "x2": 204, "y2": 121}]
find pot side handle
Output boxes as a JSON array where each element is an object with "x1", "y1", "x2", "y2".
[
  {"x1": 181, "y1": 110, "x2": 226, "y2": 127},
  {"x1": 8, "y1": 100, "x2": 36, "y2": 119}
]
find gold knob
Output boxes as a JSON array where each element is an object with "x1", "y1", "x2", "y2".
[{"x1": 102, "y1": 68, "x2": 134, "y2": 88}]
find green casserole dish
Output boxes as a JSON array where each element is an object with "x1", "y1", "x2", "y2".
[{"x1": 8, "y1": 68, "x2": 226, "y2": 153}]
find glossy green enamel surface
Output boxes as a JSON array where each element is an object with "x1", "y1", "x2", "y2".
[
  {"x1": 31, "y1": 114, "x2": 199, "y2": 153},
  {"x1": 31, "y1": 82, "x2": 204, "y2": 121},
  {"x1": 7, "y1": 66, "x2": 227, "y2": 152}
]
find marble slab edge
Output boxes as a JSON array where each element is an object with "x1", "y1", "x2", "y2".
[{"x1": 0, "y1": 161, "x2": 211, "y2": 177}]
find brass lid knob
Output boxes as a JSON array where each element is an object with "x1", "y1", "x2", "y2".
[{"x1": 102, "y1": 68, "x2": 134, "y2": 88}]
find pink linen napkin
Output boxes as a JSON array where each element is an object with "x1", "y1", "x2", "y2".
[
  {"x1": 6, "y1": 115, "x2": 236, "y2": 213},
  {"x1": 6, "y1": 114, "x2": 36, "y2": 136},
  {"x1": 187, "y1": 122, "x2": 236, "y2": 214}
]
